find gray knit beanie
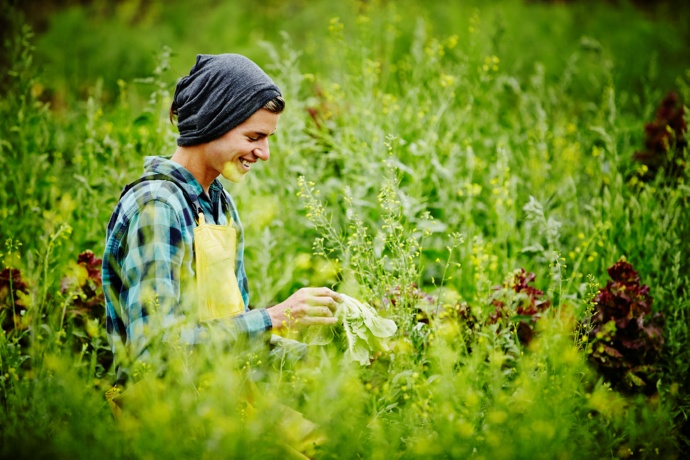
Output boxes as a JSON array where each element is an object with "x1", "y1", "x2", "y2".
[{"x1": 173, "y1": 54, "x2": 282, "y2": 147}]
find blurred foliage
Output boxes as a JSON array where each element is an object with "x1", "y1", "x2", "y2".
[
  {"x1": 4, "y1": 0, "x2": 688, "y2": 113},
  {"x1": 632, "y1": 91, "x2": 688, "y2": 182}
]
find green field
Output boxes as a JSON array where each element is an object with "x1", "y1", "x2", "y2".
[{"x1": 1, "y1": 0, "x2": 689, "y2": 457}]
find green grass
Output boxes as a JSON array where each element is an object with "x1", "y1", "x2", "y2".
[{"x1": 1, "y1": 0, "x2": 689, "y2": 457}]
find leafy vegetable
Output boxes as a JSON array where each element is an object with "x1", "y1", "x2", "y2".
[
  {"x1": 304, "y1": 294, "x2": 397, "y2": 365},
  {"x1": 632, "y1": 91, "x2": 687, "y2": 182},
  {"x1": 0, "y1": 267, "x2": 30, "y2": 334},
  {"x1": 447, "y1": 269, "x2": 551, "y2": 347},
  {"x1": 489, "y1": 269, "x2": 551, "y2": 345},
  {"x1": 588, "y1": 260, "x2": 664, "y2": 393}
]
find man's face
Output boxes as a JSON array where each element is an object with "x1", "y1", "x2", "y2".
[{"x1": 203, "y1": 109, "x2": 280, "y2": 183}]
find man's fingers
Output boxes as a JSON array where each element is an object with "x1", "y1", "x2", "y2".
[
  {"x1": 307, "y1": 306, "x2": 333, "y2": 317},
  {"x1": 315, "y1": 296, "x2": 339, "y2": 311},
  {"x1": 307, "y1": 287, "x2": 343, "y2": 303},
  {"x1": 306, "y1": 295, "x2": 338, "y2": 310},
  {"x1": 325, "y1": 288, "x2": 344, "y2": 303}
]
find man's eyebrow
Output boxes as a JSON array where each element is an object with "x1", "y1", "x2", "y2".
[{"x1": 247, "y1": 130, "x2": 277, "y2": 137}]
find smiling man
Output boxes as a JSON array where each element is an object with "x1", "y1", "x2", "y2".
[{"x1": 102, "y1": 54, "x2": 342, "y2": 384}]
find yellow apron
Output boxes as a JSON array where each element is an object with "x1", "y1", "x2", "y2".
[{"x1": 194, "y1": 211, "x2": 245, "y2": 322}]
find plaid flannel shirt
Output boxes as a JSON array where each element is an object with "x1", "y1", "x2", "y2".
[{"x1": 103, "y1": 156, "x2": 271, "y2": 368}]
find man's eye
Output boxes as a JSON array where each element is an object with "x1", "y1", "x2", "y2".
[{"x1": 248, "y1": 136, "x2": 260, "y2": 142}]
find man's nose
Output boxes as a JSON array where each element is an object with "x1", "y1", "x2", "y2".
[{"x1": 254, "y1": 138, "x2": 270, "y2": 161}]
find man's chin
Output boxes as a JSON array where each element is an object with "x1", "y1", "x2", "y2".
[{"x1": 220, "y1": 165, "x2": 247, "y2": 183}]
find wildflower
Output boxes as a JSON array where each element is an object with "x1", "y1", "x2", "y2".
[
  {"x1": 439, "y1": 74, "x2": 455, "y2": 88},
  {"x1": 328, "y1": 17, "x2": 344, "y2": 33}
]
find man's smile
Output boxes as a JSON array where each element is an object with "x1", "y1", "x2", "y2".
[{"x1": 239, "y1": 158, "x2": 252, "y2": 170}]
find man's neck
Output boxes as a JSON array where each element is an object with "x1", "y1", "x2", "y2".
[{"x1": 170, "y1": 147, "x2": 215, "y2": 195}]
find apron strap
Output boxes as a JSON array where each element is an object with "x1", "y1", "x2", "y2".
[{"x1": 120, "y1": 174, "x2": 202, "y2": 224}]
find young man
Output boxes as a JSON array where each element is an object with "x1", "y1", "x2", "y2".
[{"x1": 103, "y1": 54, "x2": 341, "y2": 381}]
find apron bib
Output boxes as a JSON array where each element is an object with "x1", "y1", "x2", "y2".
[{"x1": 194, "y1": 211, "x2": 245, "y2": 321}]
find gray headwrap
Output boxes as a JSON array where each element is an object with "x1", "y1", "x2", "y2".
[{"x1": 173, "y1": 54, "x2": 282, "y2": 146}]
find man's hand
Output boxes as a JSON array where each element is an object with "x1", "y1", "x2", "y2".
[{"x1": 267, "y1": 287, "x2": 343, "y2": 330}]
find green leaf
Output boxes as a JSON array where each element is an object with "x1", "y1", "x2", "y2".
[{"x1": 338, "y1": 294, "x2": 398, "y2": 365}]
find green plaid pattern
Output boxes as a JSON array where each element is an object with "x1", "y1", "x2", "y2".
[{"x1": 103, "y1": 156, "x2": 271, "y2": 368}]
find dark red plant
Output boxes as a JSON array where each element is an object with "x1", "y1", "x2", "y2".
[
  {"x1": 439, "y1": 270, "x2": 551, "y2": 347},
  {"x1": 632, "y1": 91, "x2": 687, "y2": 181},
  {"x1": 383, "y1": 284, "x2": 436, "y2": 323},
  {"x1": 60, "y1": 250, "x2": 112, "y2": 374},
  {"x1": 0, "y1": 267, "x2": 30, "y2": 334},
  {"x1": 60, "y1": 250, "x2": 105, "y2": 321},
  {"x1": 588, "y1": 260, "x2": 664, "y2": 393},
  {"x1": 489, "y1": 269, "x2": 551, "y2": 345}
]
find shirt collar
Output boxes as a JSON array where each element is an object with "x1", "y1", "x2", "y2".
[{"x1": 143, "y1": 156, "x2": 224, "y2": 203}]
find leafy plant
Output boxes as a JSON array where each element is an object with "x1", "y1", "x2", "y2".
[
  {"x1": 588, "y1": 260, "x2": 664, "y2": 393},
  {"x1": 0, "y1": 267, "x2": 30, "y2": 335},
  {"x1": 59, "y1": 249, "x2": 105, "y2": 325},
  {"x1": 440, "y1": 268, "x2": 551, "y2": 348},
  {"x1": 489, "y1": 268, "x2": 551, "y2": 346},
  {"x1": 59, "y1": 249, "x2": 111, "y2": 376},
  {"x1": 305, "y1": 294, "x2": 397, "y2": 365},
  {"x1": 632, "y1": 91, "x2": 688, "y2": 182},
  {"x1": 382, "y1": 284, "x2": 436, "y2": 324}
]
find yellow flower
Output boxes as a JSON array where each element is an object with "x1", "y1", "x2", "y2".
[{"x1": 439, "y1": 74, "x2": 455, "y2": 88}]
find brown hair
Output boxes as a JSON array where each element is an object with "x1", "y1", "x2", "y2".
[{"x1": 170, "y1": 95, "x2": 285, "y2": 124}]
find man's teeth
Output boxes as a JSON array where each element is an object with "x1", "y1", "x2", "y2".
[{"x1": 240, "y1": 159, "x2": 250, "y2": 168}]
